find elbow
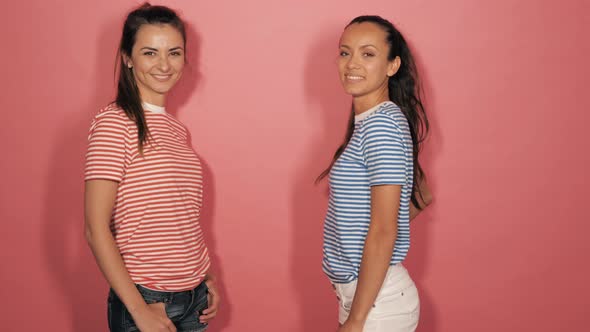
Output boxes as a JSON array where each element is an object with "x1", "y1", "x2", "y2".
[
  {"x1": 84, "y1": 224, "x2": 94, "y2": 245},
  {"x1": 422, "y1": 192, "x2": 433, "y2": 207},
  {"x1": 84, "y1": 219, "x2": 112, "y2": 247},
  {"x1": 84, "y1": 221, "x2": 103, "y2": 246},
  {"x1": 418, "y1": 188, "x2": 433, "y2": 209},
  {"x1": 372, "y1": 227, "x2": 397, "y2": 250},
  {"x1": 372, "y1": 224, "x2": 397, "y2": 239}
]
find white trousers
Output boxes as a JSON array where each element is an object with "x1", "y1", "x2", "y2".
[{"x1": 333, "y1": 264, "x2": 420, "y2": 332}]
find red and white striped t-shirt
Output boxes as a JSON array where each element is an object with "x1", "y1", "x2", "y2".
[{"x1": 85, "y1": 103, "x2": 210, "y2": 291}]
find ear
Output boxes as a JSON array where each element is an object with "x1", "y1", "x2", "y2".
[
  {"x1": 122, "y1": 53, "x2": 133, "y2": 69},
  {"x1": 387, "y1": 56, "x2": 401, "y2": 77}
]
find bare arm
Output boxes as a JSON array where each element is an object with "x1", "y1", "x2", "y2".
[
  {"x1": 342, "y1": 185, "x2": 401, "y2": 329},
  {"x1": 85, "y1": 179, "x2": 175, "y2": 332}
]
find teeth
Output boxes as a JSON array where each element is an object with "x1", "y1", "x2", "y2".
[{"x1": 347, "y1": 75, "x2": 363, "y2": 80}]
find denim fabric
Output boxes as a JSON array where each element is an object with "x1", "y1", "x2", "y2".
[{"x1": 108, "y1": 282, "x2": 209, "y2": 332}]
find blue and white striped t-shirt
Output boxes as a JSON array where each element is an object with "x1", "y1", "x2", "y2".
[{"x1": 322, "y1": 101, "x2": 414, "y2": 284}]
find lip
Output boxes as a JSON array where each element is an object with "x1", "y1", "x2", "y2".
[
  {"x1": 151, "y1": 74, "x2": 174, "y2": 82},
  {"x1": 344, "y1": 74, "x2": 365, "y2": 82},
  {"x1": 344, "y1": 74, "x2": 365, "y2": 81}
]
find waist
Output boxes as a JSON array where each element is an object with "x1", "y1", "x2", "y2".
[
  {"x1": 332, "y1": 263, "x2": 414, "y2": 297},
  {"x1": 135, "y1": 281, "x2": 207, "y2": 302}
]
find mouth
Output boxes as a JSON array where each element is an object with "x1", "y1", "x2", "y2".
[
  {"x1": 151, "y1": 74, "x2": 174, "y2": 82},
  {"x1": 345, "y1": 74, "x2": 365, "y2": 82}
]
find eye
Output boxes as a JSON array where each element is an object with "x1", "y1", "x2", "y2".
[
  {"x1": 143, "y1": 51, "x2": 156, "y2": 56},
  {"x1": 363, "y1": 52, "x2": 375, "y2": 57},
  {"x1": 339, "y1": 51, "x2": 349, "y2": 57},
  {"x1": 170, "y1": 51, "x2": 183, "y2": 56}
]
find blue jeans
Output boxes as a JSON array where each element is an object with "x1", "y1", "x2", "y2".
[{"x1": 108, "y1": 282, "x2": 209, "y2": 332}]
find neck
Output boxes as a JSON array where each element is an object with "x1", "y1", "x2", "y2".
[
  {"x1": 353, "y1": 88, "x2": 389, "y2": 115},
  {"x1": 139, "y1": 89, "x2": 166, "y2": 107}
]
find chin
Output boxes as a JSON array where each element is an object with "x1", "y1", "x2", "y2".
[
  {"x1": 340, "y1": 82, "x2": 362, "y2": 95},
  {"x1": 344, "y1": 88, "x2": 365, "y2": 97},
  {"x1": 152, "y1": 84, "x2": 176, "y2": 94}
]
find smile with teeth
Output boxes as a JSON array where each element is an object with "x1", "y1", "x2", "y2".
[{"x1": 346, "y1": 75, "x2": 364, "y2": 81}]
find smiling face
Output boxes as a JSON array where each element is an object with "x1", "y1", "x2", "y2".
[
  {"x1": 338, "y1": 22, "x2": 399, "y2": 104},
  {"x1": 125, "y1": 23, "x2": 185, "y2": 106}
]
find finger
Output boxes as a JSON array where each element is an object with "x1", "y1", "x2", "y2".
[
  {"x1": 202, "y1": 294, "x2": 219, "y2": 314},
  {"x1": 199, "y1": 311, "x2": 217, "y2": 323},
  {"x1": 151, "y1": 302, "x2": 168, "y2": 316},
  {"x1": 202, "y1": 294, "x2": 213, "y2": 313},
  {"x1": 201, "y1": 305, "x2": 217, "y2": 315},
  {"x1": 167, "y1": 320, "x2": 177, "y2": 332},
  {"x1": 200, "y1": 293, "x2": 218, "y2": 320},
  {"x1": 203, "y1": 297, "x2": 219, "y2": 314}
]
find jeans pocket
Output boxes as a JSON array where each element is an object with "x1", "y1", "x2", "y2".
[
  {"x1": 195, "y1": 286, "x2": 209, "y2": 315},
  {"x1": 107, "y1": 289, "x2": 136, "y2": 332},
  {"x1": 166, "y1": 301, "x2": 186, "y2": 321},
  {"x1": 372, "y1": 283, "x2": 420, "y2": 319}
]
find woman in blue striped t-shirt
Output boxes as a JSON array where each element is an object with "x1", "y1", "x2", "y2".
[{"x1": 317, "y1": 16, "x2": 432, "y2": 332}]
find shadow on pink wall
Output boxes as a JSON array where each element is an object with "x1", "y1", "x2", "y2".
[{"x1": 42, "y1": 15, "x2": 120, "y2": 332}]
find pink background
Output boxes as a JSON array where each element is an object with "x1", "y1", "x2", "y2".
[{"x1": 1, "y1": 0, "x2": 589, "y2": 331}]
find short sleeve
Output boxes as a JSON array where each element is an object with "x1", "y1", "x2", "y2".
[
  {"x1": 360, "y1": 114, "x2": 407, "y2": 186},
  {"x1": 84, "y1": 112, "x2": 129, "y2": 182}
]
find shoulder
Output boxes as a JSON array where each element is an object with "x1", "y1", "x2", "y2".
[
  {"x1": 361, "y1": 105, "x2": 402, "y2": 132},
  {"x1": 88, "y1": 103, "x2": 131, "y2": 136},
  {"x1": 93, "y1": 103, "x2": 130, "y2": 124}
]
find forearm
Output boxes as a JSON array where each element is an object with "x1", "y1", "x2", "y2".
[
  {"x1": 347, "y1": 227, "x2": 396, "y2": 324},
  {"x1": 86, "y1": 225, "x2": 147, "y2": 315}
]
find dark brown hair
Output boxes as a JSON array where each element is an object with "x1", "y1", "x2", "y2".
[
  {"x1": 115, "y1": 3, "x2": 186, "y2": 152},
  {"x1": 318, "y1": 15, "x2": 430, "y2": 209}
]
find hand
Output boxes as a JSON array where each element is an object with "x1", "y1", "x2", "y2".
[
  {"x1": 132, "y1": 302, "x2": 176, "y2": 332},
  {"x1": 199, "y1": 277, "x2": 220, "y2": 324},
  {"x1": 337, "y1": 319, "x2": 364, "y2": 332}
]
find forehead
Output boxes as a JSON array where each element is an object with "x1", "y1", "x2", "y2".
[
  {"x1": 339, "y1": 22, "x2": 388, "y2": 47},
  {"x1": 134, "y1": 24, "x2": 184, "y2": 47}
]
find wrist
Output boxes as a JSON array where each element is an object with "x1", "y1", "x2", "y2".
[
  {"x1": 346, "y1": 313, "x2": 367, "y2": 326},
  {"x1": 126, "y1": 300, "x2": 149, "y2": 316}
]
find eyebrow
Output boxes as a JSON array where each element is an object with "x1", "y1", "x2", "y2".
[
  {"x1": 339, "y1": 44, "x2": 379, "y2": 49},
  {"x1": 139, "y1": 46, "x2": 184, "y2": 52}
]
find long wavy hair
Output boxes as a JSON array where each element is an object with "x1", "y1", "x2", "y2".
[{"x1": 318, "y1": 15, "x2": 430, "y2": 209}]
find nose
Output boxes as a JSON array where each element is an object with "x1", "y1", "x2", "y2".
[
  {"x1": 157, "y1": 54, "x2": 171, "y2": 72},
  {"x1": 346, "y1": 54, "x2": 360, "y2": 70}
]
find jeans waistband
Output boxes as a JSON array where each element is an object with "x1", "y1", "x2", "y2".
[{"x1": 135, "y1": 282, "x2": 206, "y2": 304}]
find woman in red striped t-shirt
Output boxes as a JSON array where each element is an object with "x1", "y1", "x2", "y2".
[{"x1": 84, "y1": 4, "x2": 219, "y2": 332}]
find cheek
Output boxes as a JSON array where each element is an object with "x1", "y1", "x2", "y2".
[
  {"x1": 337, "y1": 60, "x2": 347, "y2": 76},
  {"x1": 365, "y1": 62, "x2": 379, "y2": 74},
  {"x1": 367, "y1": 62, "x2": 389, "y2": 80},
  {"x1": 172, "y1": 58, "x2": 185, "y2": 72},
  {"x1": 134, "y1": 61, "x2": 154, "y2": 76}
]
